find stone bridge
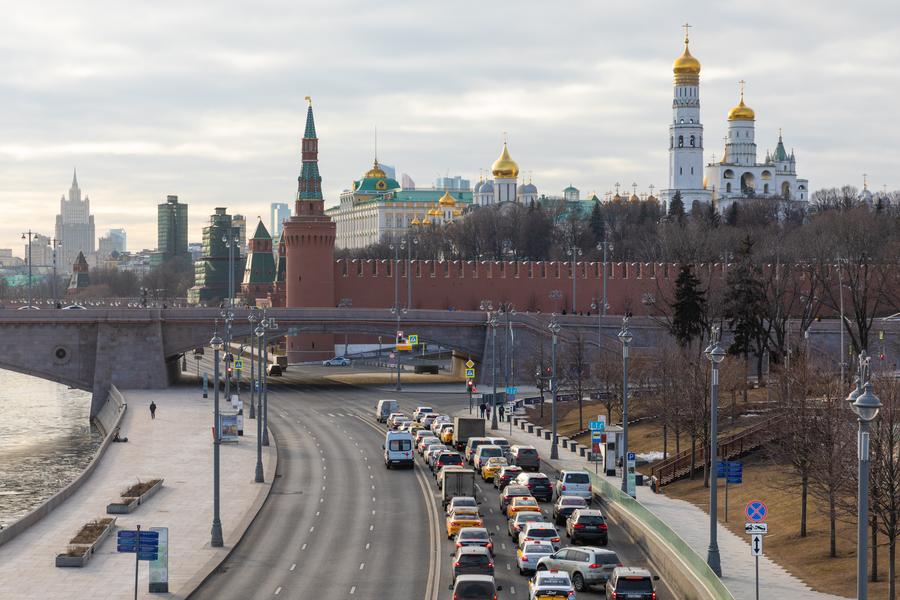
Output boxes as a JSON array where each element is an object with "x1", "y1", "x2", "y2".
[{"x1": 0, "y1": 308, "x2": 883, "y2": 417}]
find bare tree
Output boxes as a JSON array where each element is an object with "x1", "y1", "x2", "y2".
[{"x1": 561, "y1": 330, "x2": 591, "y2": 430}]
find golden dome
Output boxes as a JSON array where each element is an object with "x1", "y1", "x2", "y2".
[
  {"x1": 647, "y1": 194, "x2": 658, "y2": 203},
  {"x1": 411, "y1": 216, "x2": 421, "y2": 226},
  {"x1": 629, "y1": 193, "x2": 639, "y2": 203},
  {"x1": 452, "y1": 209, "x2": 462, "y2": 217},
  {"x1": 422, "y1": 216, "x2": 432, "y2": 225},
  {"x1": 491, "y1": 142, "x2": 519, "y2": 179},
  {"x1": 438, "y1": 190, "x2": 456, "y2": 207},
  {"x1": 428, "y1": 206, "x2": 442, "y2": 217},
  {"x1": 673, "y1": 42, "x2": 701, "y2": 75},
  {"x1": 365, "y1": 159, "x2": 387, "y2": 179},
  {"x1": 612, "y1": 193, "x2": 622, "y2": 203},
  {"x1": 728, "y1": 97, "x2": 755, "y2": 121}
]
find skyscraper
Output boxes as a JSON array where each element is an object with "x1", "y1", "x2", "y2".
[
  {"x1": 152, "y1": 195, "x2": 188, "y2": 266},
  {"x1": 55, "y1": 169, "x2": 96, "y2": 274},
  {"x1": 270, "y1": 202, "x2": 290, "y2": 239},
  {"x1": 99, "y1": 228, "x2": 127, "y2": 260},
  {"x1": 232, "y1": 214, "x2": 248, "y2": 253},
  {"x1": 187, "y1": 208, "x2": 245, "y2": 305}
]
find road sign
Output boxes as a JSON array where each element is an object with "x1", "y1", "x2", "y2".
[
  {"x1": 234, "y1": 359, "x2": 243, "y2": 370},
  {"x1": 466, "y1": 359, "x2": 475, "y2": 369},
  {"x1": 746, "y1": 500, "x2": 768, "y2": 522},
  {"x1": 745, "y1": 522, "x2": 768, "y2": 534},
  {"x1": 505, "y1": 386, "x2": 518, "y2": 395},
  {"x1": 396, "y1": 342, "x2": 412, "y2": 351},
  {"x1": 466, "y1": 368, "x2": 476, "y2": 378},
  {"x1": 591, "y1": 431, "x2": 603, "y2": 442},
  {"x1": 117, "y1": 529, "x2": 159, "y2": 560},
  {"x1": 751, "y1": 533, "x2": 763, "y2": 556},
  {"x1": 589, "y1": 420, "x2": 606, "y2": 432},
  {"x1": 408, "y1": 334, "x2": 418, "y2": 345},
  {"x1": 626, "y1": 452, "x2": 636, "y2": 498}
]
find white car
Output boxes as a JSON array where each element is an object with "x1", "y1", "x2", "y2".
[
  {"x1": 516, "y1": 541, "x2": 554, "y2": 575},
  {"x1": 446, "y1": 496, "x2": 479, "y2": 516},
  {"x1": 529, "y1": 569, "x2": 576, "y2": 600},
  {"x1": 412, "y1": 406, "x2": 434, "y2": 422},
  {"x1": 322, "y1": 356, "x2": 350, "y2": 366},
  {"x1": 554, "y1": 470, "x2": 593, "y2": 501}
]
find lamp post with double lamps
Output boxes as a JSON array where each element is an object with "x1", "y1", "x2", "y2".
[
  {"x1": 548, "y1": 316, "x2": 562, "y2": 459},
  {"x1": 568, "y1": 244, "x2": 583, "y2": 313},
  {"x1": 209, "y1": 327, "x2": 225, "y2": 547},
  {"x1": 247, "y1": 310, "x2": 258, "y2": 419},
  {"x1": 847, "y1": 352, "x2": 882, "y2": 600},
  {"x1": 220, "y1": 308, "x2": 234, "y2": 407},
  {"x1": 597, "y1": 231, "x2": 613, "y2": 317},
  {"x1": 253, "y1": 319, "x2": 266, "y2": 483},
  {"x1": 704, "y1": 327, "x2": 726, "y2": 577},
  {"x1": 617, "y1": 317, "x2": 633, "y2": 495},
  {"x1": 498, "y1": 302, "x2": 516, "y2": 430},
  {"x1": 261, "y1": 314, "x2": 277, "y2": 447},
  {"x1": 390, "y1": 239, "x2": 407, "y2": 391},
  {"x1": 21, "y1": 230, "x2": 34, "y2": 308}
]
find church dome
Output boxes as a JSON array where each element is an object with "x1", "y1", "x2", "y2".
[
  {"x1": 728, "y1": 97, "x2": 755, "y2": 121},
  {"x1": 629, "y1": 193, "x2": 640, "y2": 203},
  {"x1": 365, "y1": 159, "x2": 387, "y2": 179},
  {"x1": 673, "y1": 42, "x2": 701, "y2": 76},
  {"x1": 474, "y1": 179, "x2": 483, "y2": 194},
  {"x1": 518, "y1": 182, "x2": 537, "y2": 194},
  {"x1": 438, "y1": 190, "x2": 456, "y2": 207},
  {"x1": 411, "y1": 216, "x2": 421, "y2": 226},
  {"x1": 428, "y1": 205, "x2": 442, "y2": 217},
  {"x1": 480, "y1": 179, "x2": 494, "y2": 192},
  {"x1": 491, "y1": 143, "x2": 519, "y2": 179}
]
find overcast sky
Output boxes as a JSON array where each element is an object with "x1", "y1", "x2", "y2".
[{"x1": 2, "y1": 0, "x2": 898, "y2": 255}]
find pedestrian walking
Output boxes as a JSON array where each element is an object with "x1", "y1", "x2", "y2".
[
  {"x1": 479, "y1": 402, "x2": 486, "y2": 419},
  {"x1": 498, "y1": 404, "x2": 505, "y2": 422},
  {"x1": 486, "y1": 405, "x2": 491, "y2": 420},
  {"x1": 149, "y1": 401, "x2": 157, "y2": 420}
]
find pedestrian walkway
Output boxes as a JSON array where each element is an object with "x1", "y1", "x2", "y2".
[
  {"x1": 473, "y1": 412, "x2": 847, "y2": 600},
  {"x1": 0, "y1": 387, "x2": 275, "y2": 599}
]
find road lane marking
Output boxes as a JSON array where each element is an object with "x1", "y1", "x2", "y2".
[
  {"x1": 327, "y1": 413, "x2": 335, "y2": 417},
  {"x1": 359, "y1": 562, "x2": 365, "y2": 570},
  {"x1": 301, "y1": 543, "x2": 307, "y2": 550},
  {"x1": 511, "y1": 586, "x2": 516, "y2": 594},
  {"x1": 290, "y1": 563, "x2": 296, "y2": 571},
  {"x1": 365, "y1": 542, "x2": 370, "y2": 550},
  {"x1": 370, "y1": 525, "x2": 374, "y2": 531},
  {"x1": 506, "y1": 563, "x2": 511, "y2": 570},
  {"x1": 309, "y1": 526, "x2": 315, "y2": 532},
  {"x1": 274, "y1": 586, "x2": 282, "y2": 595},
  {"x1": 501, "y1": 543, "x2": 506, "y2": 550},
  {"x1": 350, "y1": 586, "x2": 356, "y2": 595},
  {"x1": 315, "y1": 511, "x2": 320, "y2": 516}
]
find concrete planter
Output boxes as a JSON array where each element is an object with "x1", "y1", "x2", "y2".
[
  {"x1": 526, "y1": 424, "x2": 534, "y2": 433},
  {"x1": 543, "y1": 431, "x2": 552, "y2": 441},
  {"x1": 579, "y1": 446, "x2": 589, "y2": 457},
  {"x1": 107, "y1": 478, "x2": 164, "y2": 514},
  {"x1": 55, "y1": 517, "x2": 116, "y2": 568},
  {"x1": 533, "y1": 427, "x2": 543, "y2": 437}
]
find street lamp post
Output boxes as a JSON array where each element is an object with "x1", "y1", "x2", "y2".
[
  {"x1": 52, "y1": 238, "x2": 61, "y2": 305},
  {"x1": 209, "y1": 328, "x2": 225, "y2": 547},
  {"x1": 837, "y1": 258, "x2": 847, "y2": 383},
  {"x1": 261, "y1": 315, "x2": 276, "y2": 447},
  {"x1": 489, "y1": 313, "x2": 499, "y2": 430},
  {"x1": 847, "y1": 352, "x2": 882, "y2": 600},
  {"x1": 704, "y1": 327, "x2": 726, "y2": 577},
  {"x1": 569, "y1": 244, "x2": 583, "y2": 314},
  {"x1": 21, "y1": 230, "x2": 34, "y2": 308},
  {"x1": 598, "y1": 231, "x2": 612, "y2": 317},
  {"x1": 253, "y1": 320, "x2": 266, "y2": 482},
  {"x1": 390, "y1": 239, "x2": 407, "y2": 391},
  {"x1": 549, "y1": 316, "x2": 561, "y2": 459},
  {"x1": 407, "y1": 236, "x2": 418, "y2": 310},
  {"x1": 248, "y1": 311, "x2": 258, "y2": 419},
  {"x1": 618, "y1": 317, "x2": 633, "y2": 494},
  {"x1": 220, "y1": 308, "x2": 234, "y2": 408}
]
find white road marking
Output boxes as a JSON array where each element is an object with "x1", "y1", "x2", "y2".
[
  {"x1": 501, "y1": 543, "x2": 507, "y2": 550},
  {"x1": 274, "y1": 586, "x2": 282, "y2": 595},
  {"x1": 506, "y1": 563, "x2": 511, "y2": 570},
  {"x1": 372, "y1": 496, "x2": 376, "y2": 502},
  {"x1": 315, "y1": 511, "x2": 320, "y2": 516},
  {"x1": 371, "y1": 509, "x2": 376, "y2": 514},
  {"x1": 475, "y1": 484, "x2": 482, "y2": 492},
  {"x1": 369, "y1": 525, "x2": 374, "y2": 531},
  {"x1": 359, "y1": 562, "x2": 365, "y2": 570},
  {"x1": 350, "y1": 586, "x2": 356, "y2": 595},
  {"x1": 309, "y1": 526, "x2": 315, "y2": 532},
  {"x1": 301, "y1": 543, "x2": 307, "y2": 550},
  {"x1": 320, "y1": 498, "x2": 324, "y2": 503},
  {"x1": 322, "y1": 485, "x2": 326, "y2": 491},
  {"x1": 290, "y1": 563, "x2": 296, "y2": 571},
  {"x1": 327, "y1": 413, "x2": 335, "y2": 417},
  {"x1": 511, "y1": 585, "x2": 516, "y2": 594},
  {"x1": 365, "y1": 542, "x2": 370, "y2": 550},
  {"x1": 371, "y1": 485, "x2": 375, "y2": 490}
]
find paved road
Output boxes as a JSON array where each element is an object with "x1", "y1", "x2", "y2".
[{"x1": 190, "y1": 364, "x2": 673, "y2": 599}]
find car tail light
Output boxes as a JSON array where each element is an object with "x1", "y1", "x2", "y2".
[
  {"x1": 652, "y1": 593, "x2": 657, "y2": 600},
  {"x1": 610, "y1": 593, "x2": 616, "y2": 600},
  {"x1": 588, "y1": 484, "x2": 592, "y2": 492},
  {"x1": 568, "y1": 593, "x2": 576, "y2": 599},
  {"x1": 589, "y1": 563, "x2": 601, "y2": 569},
  {"x1": 487, "y1": 542, "x2": 493, "y2": 551},
  {"x1": 551, "y1": 537, "x2": 560, "y2": 542},
  {"x1": 561, "y1": 484, "x2": 566, "y2": 491},
  {"x1": 600, "y1": 523, "x2": 609, "y2": 530},
  {"x1": 488, "y1": 561, "x2": 494, "y2": 568},
  {"x1": 520, "y1": 554, "x2": 528, "y2": 561},
  {"x1": 617, "y1": 563, "x2": 624, "y2": 567},
  {"x1": 456, "y1": 542, "x2": 462, "y2": 548},
  {"x1": 453, "y1": 561, "x2": 460, "y2": 567},
  {"x1": 573, "y1": 524, "x2": 585, "y2": 529},
  {"x1": 527, "y1": 484, "x2": 534, "y2": 489}
]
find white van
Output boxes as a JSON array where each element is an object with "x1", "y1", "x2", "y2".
[
  {"x1": 383, "y1": 430, "x2": 414, "y2": 469},
  {"x1": 375, "y1": 399, "x2": 399, "y2": 423}
]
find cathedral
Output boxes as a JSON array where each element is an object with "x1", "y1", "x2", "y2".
[{"x1": 661, "y1": 26, "x2": 808, "y2": 213}]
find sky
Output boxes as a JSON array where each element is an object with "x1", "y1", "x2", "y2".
[{"x1": 2, "y1": 0, "x2": 899, "y2": 256}]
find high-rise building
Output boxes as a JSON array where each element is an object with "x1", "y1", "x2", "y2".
[
  {"x1": 270, "y1": 202, "x2": 290, "y2": 240},
  {"x1": 232, "y1": 214, "x2": 248, "y2": 252},
  {"x1": 187, "y1": 208, "x2": 245, "y2": 306},
  {"x1": 28, "y1": 234, "x2": 54, "y2": 270},
  {"x1": 152, "y1": 195, "x2": 188, "y2": 266},
  {"x1": 434, "y1": 175, "x2": 470, "y2": 191},
  {"x1": 55, "y1": 169, "x2": 96, "y2": 274},
  {"x1": 98, "y1": 228, "x2": 126, "y2": 260}
]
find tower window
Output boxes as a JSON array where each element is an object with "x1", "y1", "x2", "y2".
[
  {"x1": 726, "y1": 183, "x2": 732, "y2": 193},
  {"x1": 689, "y1": 118, "x2": 693, "y2": 123},
  {"x1": 680, "y1": 118, "x2": 684, "y2": 124},
  {"x1": 680, "y1": 167, "x2": 683, "y2": 175},
  {"x1": 691, "y1": 167, "x2": 694, "y2": 174},
  {"x1": 678, "y1": 136, "x2": 684, "y2": 148},
  {"x1": 690, "y1": 135, "x2": 695, "y2": 147}
]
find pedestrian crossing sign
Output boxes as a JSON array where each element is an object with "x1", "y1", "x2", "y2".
[
  {"x1": 466, "y1": 368, "x2": 476, "y2": 378},
  {"x1": 408, "y1": 334, "x2": 418, "y2": 345},
  {"x1": 234, "y1": 359, "x2": 243, "y2": 370}
]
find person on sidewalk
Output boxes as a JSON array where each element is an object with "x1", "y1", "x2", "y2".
[
  {"x1": 149, "y1": 401, "x2": 157, "y2": 420},
  {"x1": 498, "y1": 404, "x2": 505, "y2": 422},
  {"x1": 479, "y1": 402, "x2": 486, "y2": 419}
]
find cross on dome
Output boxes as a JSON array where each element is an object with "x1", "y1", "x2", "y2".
[{"x1": 682, "y1": 22, "x2": 691, "y2": 43}]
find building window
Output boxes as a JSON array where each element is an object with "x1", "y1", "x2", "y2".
[
  {"x1": 726, "y1": 183, "x2": 732, "y2": 193},
  {"x1": 763, "y1": 183, "x2": 769, "y2": 194},
  {"x1": 680, "y1": 167, "x2": 683, "y2": 175},
  {"x1": 690, "y1": 135, "x2": 695, "y2": 147},
  {"x1": 691, "y1": 167, "x2": 694, "y2": 174},
  {"x1": 678, "y1": 136, "x2": 684, "y2": 148},
  {"x1": 689, "y1": 118, "x2": 694, "y2": 123},
  {"x1": 670, "y1": 136, "x2": 673, "y2": 149}
]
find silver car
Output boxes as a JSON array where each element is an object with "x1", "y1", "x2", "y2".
[
  {"x1": 518, "y1": 522, "x2": 561, "y2": 551},
  {"x1": 516, "y1": 541, "x2": 554, "y2": 575},
  {"x1": 536, "y1": 546, "x2": 621, "y2": 591}
]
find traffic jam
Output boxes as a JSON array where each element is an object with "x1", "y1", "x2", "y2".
[{"x1": 377, "y1": 399, "x2": 662, "y2": 599}]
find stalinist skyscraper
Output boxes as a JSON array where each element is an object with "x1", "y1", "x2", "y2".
[{"x1": 55, "y1": 169, "x2": 96, "y2": 273}]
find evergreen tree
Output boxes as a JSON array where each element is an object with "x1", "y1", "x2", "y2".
[
  {"x1": 722, "y1": 235, "x2": 768, "y2": 378},
  {"x1": 589, "y1": 201, "x2": 605, "y2": 241},
  {"x1": 668, "y1": 190, "x2": 685, "y2": 221},
  {"x1": 705, "y1": 201, "x2": 720, "y2": 227},
  {"x1": 670, "y1": 265, "x2": 706, "y2": 347},
  {"x1": 724, "y1": 202, "x2": 739, "y2": 226}
]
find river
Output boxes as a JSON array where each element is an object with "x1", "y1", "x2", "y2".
[{"x1": 0, "y1": 370, "x2": 101, "y2": 528}]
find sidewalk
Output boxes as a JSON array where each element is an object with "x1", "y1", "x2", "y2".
[
  {"x1": 0, "y1": 387, "x2": 275, "y2": 599},
  {"x1": 477, "y1": 412, "x2": 847, "y2": 600}
]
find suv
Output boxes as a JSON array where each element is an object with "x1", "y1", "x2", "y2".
[
  {"x1": 473, "y1": 445, "x2": 504, "y2": 470},
  {"x1": 450, "y1": 546, "x2": 494, "y2": 582},
  {"x1": 434, "y1": 451, "x2": 464, "y2": 475},
  {"x1": 494, "y1": 465, "x2": 523, "y2": 489},
  {"x1": 509, "y1": 445, "x2": 540, "y2": 471},
  {"x1": 413, "y1": 406, "x2": 434, "y2": 422},
  {"x1": 449, "y1": 574, "x2": 501, "y2": 598},
  {"x1": 555, "y1": 470, "x2": 593, "y2": 501},
  {"x1": 605, "y1": 567, "x2": 659, "y2": 599},
  {"x1": 518, "y1": 522, "x2": 561, "y2": 551},
  {"x1": 514, "y1": 472, "x2": 553, "y2": 502},
  {"x1": 465, "y1": 437, "x2": 492, "y2": 464},
  {"x1": 552, "y1": 495, "x2": 588, "y2": 525},
  {"x1": 499, "y1": 484, "x2": 532, "y2": 513},
  {"x1": 537, "y1": 547, "x2": 621, "y2": 591},
  {"x1": 566, "y1": 508, "x2": 609, "y2": 546}
]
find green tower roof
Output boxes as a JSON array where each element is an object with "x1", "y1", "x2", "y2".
[{"x1": 251, "y1": 220, "x2": 271, "y2": 240}]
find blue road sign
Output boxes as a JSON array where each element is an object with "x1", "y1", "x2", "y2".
[
  {"x1": 717, "y1": 460, "x2": 743, "y2": 478},
  {"x1": 746, "y1": 500, "x2": 768, "y2": 522},
  {"x1": 505, "y1": 386, "x2": 518, "y2": 395},
  {"x1": 627, "y1": 452, "x2": 636, "y2": 461},
  {"x1": 591, "y1": 431, "x2": 602, "y2": 442},
  {"x1": 589, "y1": 420, "x2": 606, "y2": 432},
  {"x1": 118, "y1": 529, "x2": 159, "y2": 560},
  {"x1": 138, "y1": 551, "x2": 159, "y2": 561}
]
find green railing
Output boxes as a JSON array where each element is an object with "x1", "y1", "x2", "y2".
[{"x1": 586, "y1": 470, "x2": 734, "y2": 600}]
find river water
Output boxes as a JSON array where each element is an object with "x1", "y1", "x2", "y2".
[{"x1": 0, "y1": 370, "x2": 101, "y2": 528}]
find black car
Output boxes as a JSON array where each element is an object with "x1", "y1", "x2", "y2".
[
  {"x1": 433, "y1": 451, "x2": 464, "y2": 475},
  {"x1": 515, "y1": 473, "x2": 553, "y2": 502},
  {"x1": 566, "y1": 508, "x2": 609, "y2": 545},
  {"x1": 605, "y1": 567, "x2": 659, "y2": 599},
  {"x1": 493, "y1": 466, "x2": 523, "y2": 490},
  {"x1": 509, "y1": 445, "x2": 540, "y2": 471},
  {"x1": 552, "y1": 495, "x2": 588, "y2": 525},
  {"x1": 450, "y1": 546, "x2": 494, "y2": 582},
  {"x1": 499, "y1": 484, "x2": 531, "y2": 513}
]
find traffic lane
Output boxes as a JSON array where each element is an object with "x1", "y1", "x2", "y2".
[{"x1": 190, "y1": 386, "x2": 324, "y2": 599}]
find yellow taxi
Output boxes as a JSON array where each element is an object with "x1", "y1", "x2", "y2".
[
  {"x1": 507, "y1": 495, "x2": 541, "y2": 519},
  {"x1": 446, "y1": 507, "x2": 483, "y2": 539},
  {"x1": 480, "y1": 456, "x2": 509, "y2": 482},
  {"x1": 440, "y1": 427, "x2": 454, "y2": 444}
]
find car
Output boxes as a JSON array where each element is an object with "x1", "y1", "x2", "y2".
[
  {"x1": 266, "y1": 364, "x2": 282, "y2": 376},
  {"x1": 494, "y1": 465, "x2": 523, "y2": 489},
  {"x1": 450, "y1": 546, "x2": 494, "y2": 583},
  {"x1": 552, "y1": 496, "x2": 588, "y2": 526},
  {"x1": 480, "y1": 456, "x2": 509, "y2": 481},
  {"x1": 509, "y1": 445, "x2": 541, "y2": 472},
  {"x1": 434, "y1": 420, "x2": 453, "y2": 436},
  {"x1": 440, "y1": 426, "x2": 455, "y2": 444},
  {"x1": 383, "y1": 430, "x2": 414, "y2": 469},
  {"x1": 508, "y1": 511, "x2": 548, "y2": 539},
  {"x1": 473, "y1": 445, "x2": 504, "y2": 471},
  {"x1": 437, "y1": 465, "x2": 465, "y2": 490},
  {"x1": 487, "y1": 437, "x2": 511, "y2": 457},
  {"x1": 433, "y1": 451, "x2": 464, "y2": 475},
  {"x1": 605, "y1": 567, "x2": 659, "y2": 600},
  {"x1": 374, "y1": 399, "x2": 399, "y2": 422},
  {"x1": 446, "y1": 507, "x2": 484, "y2": 538},
  {"x1": 537, "y1": 547, "x2": 621, "y2": 591},
  {"x1": 322, "y1": 356, "x2": 350, "y2": 366},
  {"x1": 61, "y1": 304, "x2": 86, "y2": 310},
  {"x1": 528, "y1": 569, "x2": 575, "y2": 600},
  {"x1": 412, "y1": 406, "x2": 434, "y2": 421},
  {"x1": 394, "y1": 417, "x2": 412, "y2": 431},
  {"x1": 414, "y1": 429, "x2": 432, "y2": 445},
  {"x1": 431, "y1": 415, "x2": 453, "y2": 433},
  {"x1": 518, "y1": 522, "x2": 561, "y2": 551},
  {"x1": 446, "y1": 496, "x2": 479, "y2": 516},
  {"x1": 507, "y1": 496, "x2": 542, "y2": 519},
  {"x1": 566, "y1": 509, "x2": 609, "y2": 546},
  {"x1": 425, "y1": 444, "x2": 449, "y2": 466},
  {"x1": 515, "y1": 472, "x2": 554, "y2": 502},
  {"x1": 449, "y1": 574, "x2": 501, "y2": 599},
  {"x1": 407, "y1": 422, "x2": 425, "y2": 436},
  {"x1": 421, "y1": 413, "x2": 440, "y2": 428},
  {"x1": 418, "y1": 436, "x2": 441, "y2": 455},
  {"x1": 455, "y1": 526, "x2": 494, "y2": 555},
  {"x1": 516, "y1": 541, "x2": 555, "y2": 576},
  {"x1": 465, "y1": 437, "x2": 492, "y2": 464},
  {"x1": 499, "y1": 484, "x2": 532, "y2": 513},
  {"x1": 386, "y1": 413, "x2": 408, "y2": 429},
  {"x1": 554, "y1": 470, "x2": 593, "y2": 501}
]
